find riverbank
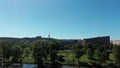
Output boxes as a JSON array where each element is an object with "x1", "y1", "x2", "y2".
[{"x1": 0, "y1": 62, "x2": 120, "y2": 68}]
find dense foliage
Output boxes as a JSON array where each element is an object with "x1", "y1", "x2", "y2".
[
  {"x1": 113, "y1": 45, "x2": 120, "y2": 64},
  {"x1": 72, "y1": 43, "x2": 84, "y2": 65},
  {"x1": 0, "y1": 39, "x2": 119, "y2": 67},
  {"x1": 11, "y1": 45, "x2": 22, "y2": 63}
]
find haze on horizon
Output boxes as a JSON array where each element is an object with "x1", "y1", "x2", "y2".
[{"x1": 0, "y1": 0, "x2": 120, "y2": 40}]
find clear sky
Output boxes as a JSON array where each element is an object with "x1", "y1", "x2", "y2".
[{"x1": 0, "y1": 0, "x2": 120, "y2": 40}]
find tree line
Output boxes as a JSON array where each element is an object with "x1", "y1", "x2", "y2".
[
  {"x1": 0, "y1": 39, "x2": 120, "y2": 68},
  {"x1": 72, "y1": 42, "x2": 120, "y2": 67},
  {"x1": 0, "y1": 40, "x2": 65, "y2": 68}
]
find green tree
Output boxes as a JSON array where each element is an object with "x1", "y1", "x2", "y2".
[
  {"x1": 85, "y1": 43, "x2": 97, "y2": 57},
  {"x1": 50, "y1": 50, "x2": 58, "y2": 64},
  {"x1": 87, "y1": 48, "x2": 94, "y2": 59},
  {"x1": 72, "y1": 44, "x2": 84, "y2": 65},
  {"x1": 113, "y1": 45, "x2": 120, "y2": 64},
  {"x1": 96, "y1": 46, "x2": 104, "y2": 60},
  {"x1": 94, "y1": 49, "x2": 102, "y2": 58},
  {"x1": 24, "y1": 47, "x2": 31, "y2": 58},
  {"x1": 0, "y1": 47, "x2": 3, "y2": 57},
  {"x1": 101, "y1": 50, "x2": 109, "y2": 60},
  {"x1": 18, "y1": 41, "x2": 28, "y2": 52},
  {"x1": 24, "y1": 47, "x2": 31, "y2": 68},
  {"x1": 57, "y1": 55, "x2": 65, "y2": 63},
  {"x1": 49, "y1": 40, "x2": 60, "y2": 51},
  {"x1": 0, "y1": 40, "x2": 12, "y2": 65},
  {"x1": 49, "y1": 40, "x2": 65, "y2": 68},
  {"x1": 33, "y1": 40, "x2": 48, "y2": 68},
  {"x1": 95, "y1": 46, "x2": 109, "y2": 61},
  {"x1": 50, "y1": 50, "x2": 65, "y2": 64},
  {"x1": 11, "y1": 45, "x2": 22, "y2": 63},
  {"x1": 42, "y1": 41, "x2": 50, "y2": 64},
  {"x1": 86, "y1": 43, "x2": 94, "y2": 50}
]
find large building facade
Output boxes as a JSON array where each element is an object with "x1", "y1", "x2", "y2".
[
  {"x1": 78, "y1": 36, "x2": 110, "y2": 46},
  {"x1": 84, "y1": 36, "x2": 110, "y2": 45}
]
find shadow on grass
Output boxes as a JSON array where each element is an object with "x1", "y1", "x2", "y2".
[
  {"x1": 89, "y1": 57, "x2": 101, "y2": 61},
  {"x1": 108, "y1": 59, "x2": 114, "y2": 61}
]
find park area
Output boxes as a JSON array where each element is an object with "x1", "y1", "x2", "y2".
[
  {"x1": 0, "y1": 40, "x2": 120, "y2": 68},
  {"x1": 22, "y1": 51, "x2": 116, "y2": 66}
]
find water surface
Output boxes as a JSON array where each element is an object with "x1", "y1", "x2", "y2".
[{"x1": 0, "y1": 63, "x2": 84, "y2": 68}]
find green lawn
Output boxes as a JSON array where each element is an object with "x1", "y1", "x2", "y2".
[
  {"x1": 59, "y1": 52, "x2": 116, "y2": 65},
  {"x1": 106, "y1": 53, "x2": 116, "y2": 64},
  {"x1": 109, "y1": 53, "x2": 115, "y2": 61},
  {"x1": 22, "y1": 51, "x2": 116, "y2": 65},
  {"x1": 59, "y1": 52, "x2": 89, "y2": 64}
]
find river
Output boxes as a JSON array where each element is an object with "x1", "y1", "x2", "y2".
[{"x1": 0, "y1": 64, "x2": 87, "y2": 68}]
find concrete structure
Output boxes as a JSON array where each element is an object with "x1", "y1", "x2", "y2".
[
  {"x1": 84, "y1": 36, "x2": 110, "y2": 45},
  {"x1": 59, "y1": 39, "x2": 78, "y2": 45},
  {"x1": 78, "y1": 36, "x2": 110, "y2": 46},
  {"x1": 113, "y1": 40, "x2": 120, "y2": 45}
]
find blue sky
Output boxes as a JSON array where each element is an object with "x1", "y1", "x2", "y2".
[{"x1": 0, "y1": 0, "x2": 120, "y2": 40}]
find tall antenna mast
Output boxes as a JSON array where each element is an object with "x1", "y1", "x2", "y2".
[{"x1": 48, "y1": 32, "x2": 50, "y2": 38}]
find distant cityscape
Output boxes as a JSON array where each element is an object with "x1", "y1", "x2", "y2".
[{"x1": 0, "y1": 36, "x2": 113, "y2": 45}]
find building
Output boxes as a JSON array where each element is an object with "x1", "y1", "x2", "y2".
[
  {"x1": 59, "y1": 39, "x2": 78, "y2": 46},
  {"x1": 78, "y1": 36, "x2": 110, "y2": 46},
  {"x1": 113, "y1": 40, "x2": 120, "y2": 45}
]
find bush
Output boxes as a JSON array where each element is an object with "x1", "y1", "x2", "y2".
[
  {"x1": 87, "y1": 48, "x2": 94, "y2": 60},
  {"x1": 79, "y1": 62, "x2": 91, "y2": 67},
  {"x1": 90, "y1": 61, "x2": 103, "y2": 68},
  {"x1": 113, "y1": 45, "x2": 120, "y2": 65},
  {"x1": 107, "y1": 63, "x2": 119, "y2": 68}
]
